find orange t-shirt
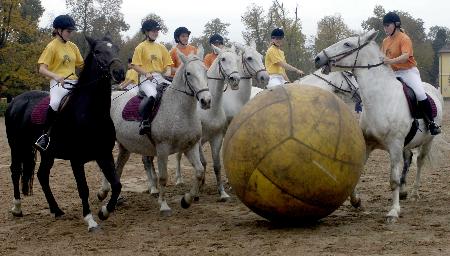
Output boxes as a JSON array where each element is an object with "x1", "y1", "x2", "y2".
[
  {"x1": 169, "y1": 44, "x2": 197, "y2": 76},
  {"x1": 381, "y1": 31, "x2": 417, "y2": 71},
  {"x1": 204, "y1": 53, "x2": 218, "y2": 69}
]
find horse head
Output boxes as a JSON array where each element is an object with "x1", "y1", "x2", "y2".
[
  {"x1": 235, "y1": 42, "x2": 269, "y2": 87},
  {"x1": 210, "y1": 45, "x2": 240, "y2": 89},
  {"x1": 177, "y1": 51, "x2": 211, "y2": 109},
  {"x1": 314, "y1": 30, "x2": 380, "y2": 74},
  {"x1": 85, "y1": 34, "x2": 125, "y2": 84}
]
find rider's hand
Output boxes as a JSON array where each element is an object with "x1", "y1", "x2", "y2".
[
  {"x1": 296, "y1": 69, "x2": 304, "y2": 76},
  {"x1": 54, "y1": 75, "x2": 65, "y2": 86},
  {"x1": 383, "y1": 57, "x2": 393, "y2": 65},
  {"x1": 145, "y1": 72, "x2": 153, "y2": 81}
]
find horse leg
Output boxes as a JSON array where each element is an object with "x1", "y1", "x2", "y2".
[
  {"x1": 210, "y1": 135, "x2": 230, "y2": 202},
  {"x1": 96, "y1": 154, "x2": 122, "y2": 222},
  {"x1": 156, "y1": 144, "x2": 172, "y2": 216},
  {"x1": 386, "y1": 143, "x2": 403, "y2": 223},
  {"x1": 350, "y1": 144, "x2": 374, "y2": 208},
  {"x1": 411, "y1": 141, "x2": 433, "y2": 200},
  {"x1": 37, "y1": 155, "x2": 64, "y2": 217},
  {"x1": 175, "y1": 152, "x2": 184, "y2": 185},
  {"x1": 21, "y1": 148, "x2": 36, "y2": 196},
  {"x1": 10, "y1": 150, "x2": 23, "y2": 217},
  {"x1": 70, "y1": 160, "x2": 98, "y2": 232},
  {"x1": 97, "y1": 143, "x2": 129, "y2": 201},
  {"x1": 193, "y1": 146, "x2": 207, "y2": 202},
  {"x1": 142, "y1": 155, "x2": 159, "y2": 196},
  {"x1": 181, "y1": 142, "x2": 204, "y2": 209},
  {"x1": 400, "y1": 149, "x2": 413, "y2": 200}
]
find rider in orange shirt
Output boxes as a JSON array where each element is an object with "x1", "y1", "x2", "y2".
[
  {"x1": 381, "y1": 12, "x2": 440, "y2": 135},
  {"x1": 169, "y1": 27, "x2": 197, "y2": 77},
  {"x1": 204, "y1": 34, "x2": 224, "y2": 69}
]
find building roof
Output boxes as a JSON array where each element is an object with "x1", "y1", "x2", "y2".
[{"x1": 439, "y1": 44, "x2": 450, "y2": 53}]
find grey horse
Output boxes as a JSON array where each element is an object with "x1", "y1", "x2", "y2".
[{"x1": 98, "y1": 50, "x2": 211, "y2": 216}]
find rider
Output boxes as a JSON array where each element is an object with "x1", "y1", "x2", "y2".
[
  {"x1": 34, "y1": 14, "x2": 84, "y2": 151},
  {"x1": 204, "y1": 34, "x2": 225, "y2": 69},
  {"x1": 381, "y1": 12, "x2": 441, "y2": 135},
  {"x1": 265, "y1": 28, "x2": 304, "y2": 89},
  {"x1": 118, "y1": 58, "x2": 139, "y2": 90},
  {"x1": 170, "y1": 27, "x2": 197, "y2": 77},
  {"x1": 131, "y1": 19, "x2": 173, "y2": 135}
]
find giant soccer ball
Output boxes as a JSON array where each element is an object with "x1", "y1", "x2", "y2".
[{"x1": 223, "y1": 84, "x2": 365, "y2": 222}]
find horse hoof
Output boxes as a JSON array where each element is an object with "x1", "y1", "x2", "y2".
[
  {"x1": 181, "y1": 197, "x2": 191, "y2": 209},
  {"x1": 217, "y1": 195, "x2": 231, "y2": 203},
  {"x1": 160, "y1": 209, "x2": 172, "y2": 217},
  {"x1": 10, "y1": 210, "x2": 23, "y2": 217},
  {"x1": 193, "y1": 196, "x2": 200, "y2": 202},
  {"x1": 116, "y1": 196, "x2": 126, "y2": 206},
  {"x1": 399, "y1": 191, "x2": 408, "y2": 200},
  {"x1": 52, "y1": 208, "x2": 65, "y2": 218},
  {"x1": 386, "y1": 216, "x2": 398, "y2": 224},
  {"x1": 88, "y1": 225, "x2": 101, "y2": 233},
  {"x1": 97, "y1": 191, "x2": 108, "y2": 201},
  {"x1": 98, "y1": 206, "x2": 110, "y2": 221},
  {"x1": 350, "y1": 198, "x2": 361, "y2": 208}
]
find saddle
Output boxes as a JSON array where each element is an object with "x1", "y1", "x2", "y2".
[
  {"x1": 398, "y1": 78, "x2": 437, "y2": 146},
  {"x1": 30, "y1": 94, "x2": 72, "y2": 125},
  {"x1": 122, "y1": 84, "x2": 168, "y2": 122}
]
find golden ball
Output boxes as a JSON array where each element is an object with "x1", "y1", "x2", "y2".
[{"x1": 223, "y1": 84, "x2": 365, "y2": 222}]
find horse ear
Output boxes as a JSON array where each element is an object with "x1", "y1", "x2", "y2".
[
  {"x1": 230, "y1": 44, "x2": 236, "y2": 54},
  {"x1": 177, "y1": 49, "x2": 188, "y2": 65},
  {"x1": 250, "y1": 39, "x2": 257, "y2": 49},
  {"x1": 102, "y1": 32, "x2": 112, "y2": 42},
  {"x1": 365, "y1": 29, "x2": 379, "y2": 42},
  {"x1": 196, "y1": 45, "x2": 204, "y2": 59},
  {"x1": 211, "y1": 44, "x2": 222, "y2": 55},
  {"x1": 85, "y1": 36, "x2": 96, "y2": 48},
  {"x1": 234, "y1": 42, "x2": 245, "y2": 54}
]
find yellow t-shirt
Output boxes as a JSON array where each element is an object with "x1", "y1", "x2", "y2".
[
  {"x1": 170, "y1": 45, "x2": 197, "y2": 76},
  {"x1": 125, "y1": 69, "x2": 139, "y2": 84},
  {"x1": 132, "y1": 40, "x2": 173, "y2": 73},
  {"x1": 381, "y1": 32, "x2": 417, "y2": 71},
  {"x1": 38, "y1": 38, "x2": 84, "y2": 80},
  {"x1": 265, "y1": 45, "x2": 286, "y2": 76}
]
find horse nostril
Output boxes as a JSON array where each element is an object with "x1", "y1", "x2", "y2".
[
  {"x1": 314, "y1": 56, "x2": 320, "y2": 63},
  {"x1": 230, "y1": 77, "x2": 235, "y2": 81}
]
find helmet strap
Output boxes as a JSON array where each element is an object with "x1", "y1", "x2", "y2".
[
  {"x1": 390, "y1": 27, "x2": 397, "y2": 37},
  {"x1": 57, "y1": 30, "x2": 67, "y2": 43}
]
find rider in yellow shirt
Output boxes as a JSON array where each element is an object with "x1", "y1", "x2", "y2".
[
  {"x1": 35, "y1": 15, "x2": 84, "y2": 151},
  {"x1": 265, "y1": 28, "x2": 303, "y2": 89},
  {"x1": 381, "y1": 12, "x2": 440, "y2": 135},
  {"x1": 170, "y1": 27, "x2": 197, "y2": 77},
  {"x1": 132, "y1": 19, "x2": 173, "y2": 134}
]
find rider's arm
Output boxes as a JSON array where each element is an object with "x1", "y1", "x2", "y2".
[
  {"x1": 39, "y1": 64, "x2": 64, "y2": 85},
  {"x1": 132, "y1": 64, "x2": 153, "y2": 80},
  {"x1": 119, "y1": 79, "x2": 132, "y2": 90},
  {"x1": 384, "y1": 52, "x2": 409, "y2": 65},
  {"x1": 164, "y1": 66, "x2": 171, "y2": 77},
  {"x1": 276, "y1": 61, "x2": 304, "y2": 76}
]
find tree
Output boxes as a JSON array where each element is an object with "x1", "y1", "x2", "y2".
[
  {"x1": 190, "y1": 18, "x2": 231, "y2": 54},
  {"x1": 66, "y1": 0, "x2": 129, "y2": 55},
  {"x1": 428, "y1": 27, "x2": 450, "y2": 85},
  {"x1": 314, "y1": 14, "x2": 353, "y2": 54},
  {"x1": 241, "y1": 4, "x2": 269, "y2": 53}
]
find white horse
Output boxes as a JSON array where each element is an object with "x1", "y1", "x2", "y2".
[
  {"x1": 175, "y1": 45, "x2": 241, "y2": 202},
  {"x1": 222, "y1": 41, "x2": 270, "y2": 123},
  {"x1": 98, "y1": 51, "x2": 212, "y2": 216},
  {"x1": 314, "y1": 30, "x2": 443, "y2": 223}
]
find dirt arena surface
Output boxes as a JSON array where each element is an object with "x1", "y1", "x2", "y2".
[{"x1": 1, "y1": 102, "x2": 450, "y2": 256}]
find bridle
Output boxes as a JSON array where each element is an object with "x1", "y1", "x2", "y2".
[
  {"x1": 312, "y1": 71, "x2": 361, "y2": 103},
  {"x1": 168, "y1": 58, "x2": 209, "y2": 101},
  {"x1": 322, "y1": 36, "x2": 384, "y2": 73},
  {"x1": 240, "y1": 51, "x2": 267, "y2": 80},
  {"x1": 207, "y1": 52, "x2": 239, "y2": 82}
]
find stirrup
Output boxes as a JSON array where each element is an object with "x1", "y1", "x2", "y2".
[
  {"x1": 34, "y1": 134, "x2": 50, "y2": 151},
  {"x1": 428, "y1": 122, "x2": 441, "y2": 135},
  {"x1": 139, "y1": 120, "x2": 151, "y2": 135}
]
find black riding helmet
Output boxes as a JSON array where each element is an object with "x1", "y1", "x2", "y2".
[
  {"x1": 209, "y1": 34, "x2": 224, "y2": 45},
  {"x1": 53, "y1": 15, "x2": 76, "y2": 30},
  {"x1": 174, "y1": 27, "x2": 191, "y2": 43},
  {"x1": 271, "y1": 28, "x2": 284, "y2": 38},
  {"x1": 141, "y1": 19, "x2": 161, "y2": 34},
  {"x1": 383, "y1": 12, "x2": 401, "y2": 28}
]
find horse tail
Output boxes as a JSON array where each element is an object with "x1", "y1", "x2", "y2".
[{"x1": 5, "y1": 94, "x2": 38, "y2": 196}]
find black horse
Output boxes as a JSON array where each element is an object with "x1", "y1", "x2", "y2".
[{"x1": 5, "y1": 35, "x2": 125, "y2": 231}]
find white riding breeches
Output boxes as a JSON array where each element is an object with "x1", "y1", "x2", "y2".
[
  {"x1": 49, "y1": 79, "x2": 77, "y2": 111},
  {"x1": 139, "y1": 73, "x2": 171, "y2": 98},
  {"x1": 395, "y1": 67, "x2": 427, "y2": 101},
  {"x1": 267, "y1": 74, "x2": 287, "y2": 89}
]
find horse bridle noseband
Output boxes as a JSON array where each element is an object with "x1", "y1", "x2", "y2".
[
  {"x1": 207, "y1": 53, "x2": 239, "y2": 82},
  {"x1": 240, "y1": 52, "x2": 267, "y2": 80},
  {"x1": 322, "y1": 36, "x2": 384, "y2": 73}
]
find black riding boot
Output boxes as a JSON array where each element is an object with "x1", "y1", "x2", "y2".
[
  {"x1": 35, "y1": 107, "x2": 57, "y2": 151},
  {"x1": 139, "y1": 96, "x2": 155, "y2": 135},
  {"x1": 418, "y1": 99, "x2": 441, "y2": 135}
]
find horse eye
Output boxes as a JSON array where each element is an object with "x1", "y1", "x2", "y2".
[
  {"x1": 221, "y1": 58, "x2": 226, "y2": 61},
  {"x1": 246, "y1": 57, "x2": 253, "y2": 61},
  {"x1": 186, "y1": 72, "x2": 191, "y2": 76},
  {"x1": 344, "y1": 42, "x2": 352, "y2": 47}
]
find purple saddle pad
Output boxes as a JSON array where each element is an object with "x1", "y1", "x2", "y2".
[
  {"x1": 122, "y1": 95, "x2": 143, "y2": 121},
  {"x1": 31, "y1": 97, "x2": 50, "y2": 125}
]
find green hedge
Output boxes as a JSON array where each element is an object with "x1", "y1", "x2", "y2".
[{"x1": 0, "y1": 99, "x2": 8, "y2": 117}]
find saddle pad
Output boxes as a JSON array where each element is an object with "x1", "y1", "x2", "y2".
[
  {"x1": 122, "y1": 95, "x2": 143, "y2": 121},
  {"x1": 31, "y1": 97, "x2": 50, "y2": 125},
  {"x1": 402, "y1": 84, "x2": 437, "y2": 119}
]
